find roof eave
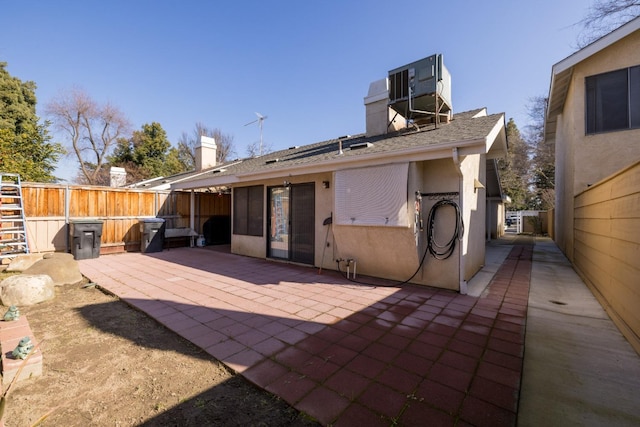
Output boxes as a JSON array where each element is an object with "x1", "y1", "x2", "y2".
[
  {"x1": 544, "y1": 16, "x2": 640, "y2": 142},
  {"x1": 177, "y1": 138, "x2": 489, "y2": 187},
  {"x1": 485, "y1": 115, "x2": 508, "y2": 159}
]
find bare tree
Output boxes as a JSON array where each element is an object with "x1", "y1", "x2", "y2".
[
  {"x1": 246, "y1": 139, "x2": 273, "y2": 158},
  {"x1": 45, "y1": 88, "x2": 130, "y2": 185},
  {"x1": 577, "y1": 0, "x2": 640, "y2": 47},
  {"x1": 177, "y1": 122, "x2": 235, "y2": 169}
]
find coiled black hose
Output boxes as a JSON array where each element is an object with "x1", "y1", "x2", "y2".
[
  {"x1": 426, "y1": 199, "x2": 464, "y2": 260},
  {"x1": 335, "y1": 198, "x2": 463, "y2": 287}
]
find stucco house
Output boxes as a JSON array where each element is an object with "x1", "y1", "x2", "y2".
[
  {"x1": 547, "y1": 16, "x2": 640, "y2": 257},
  {"x1": 161, "y1": 55, "x2": 508, "y2": 294},
  {"x1": 545, "y1": 17, "x2": 640, "y2": 352}
]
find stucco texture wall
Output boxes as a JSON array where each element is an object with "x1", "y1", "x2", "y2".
[
  {"x1": 230, "y1": 172, "x2": 334, "y2": 264},
  {"x1": 555, "y1": 29, "x2": 640, "y2": 259},
  {"x1": 230, "y1": 157, "x2": 488, "y2": 293},
  {"x1": 461, "y1": 154, "x2": 486, "y2": 282}
]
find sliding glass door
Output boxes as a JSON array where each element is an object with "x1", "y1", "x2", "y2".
[{"x1": 268, "y1": 183, "x2": 315, "y2": 264}]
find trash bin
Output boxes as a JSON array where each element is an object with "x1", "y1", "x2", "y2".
[
  {"x1": 140, "y1": 218, "x2": 165, "y2": 253},
  {"x1": 69, "y1": 219, "x2": 103, "y2": 260}
]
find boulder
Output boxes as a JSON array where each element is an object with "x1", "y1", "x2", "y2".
[
  {"x1": 6, "y1": 254, "x2": 45, "y2": 272},
  {"x1": 0, "y1": 274, "x2": 55, "y2": 306},
  {"x1": 42, "y1": 252, "x2": 74, "y2": 261},
  {"x1": 23, "y1": 254, "x2": 83, "y2": 286}
]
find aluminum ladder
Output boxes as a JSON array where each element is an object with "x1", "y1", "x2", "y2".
[{"x1": 0, "y1": 173, "x2": 29, "y2": 259}]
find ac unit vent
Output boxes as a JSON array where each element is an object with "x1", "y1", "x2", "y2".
[{"x1": 388, "y1": 54, "x2": 452, "y2": 121}]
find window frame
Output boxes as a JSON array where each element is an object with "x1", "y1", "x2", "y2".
[
  {"x1": 585, "y1": 65, "x2": 640, "y2": 135},
  {"x1": 233, "y1": 185, "x2": 264, "y2": 236}
]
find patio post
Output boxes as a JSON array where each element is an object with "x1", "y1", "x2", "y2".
[{"x1": 190, "y1": 190, "x2": 195, "y2": 247}]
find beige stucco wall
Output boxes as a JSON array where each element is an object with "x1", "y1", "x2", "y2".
[
  {"x1": 230, "y1": 157, "x2": 489, "y2": 292},
  {"x1": 460, "y1": 154, "x2": 486, "y2": 282},
  {"x1": 330, "y1": 161, "x2": 419, "y2": 283},
  {"x1": 232, "y1": 234, "x2": 265, "y2": 258},
  {"x1": 555, "y1": 29, "x2": 640, "y2": 259},
  {"x1": 488, "y1": 200, "x2": 506, "y2": 239},
  {"x1": 414, "y1": 159, "x2": 462, "y2": 290},
  {"x1": 230, "y1": 172, "x2": 334, "y2": 265},
  {"x1": 332, "y1": 224, "x2": 419, "y2": 281}
]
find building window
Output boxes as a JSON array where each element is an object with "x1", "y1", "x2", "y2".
[
  {"x1": 334, "y1": 163, "x2": 409, "y2": 227},
  {"x1": 586, "y1": 65, "x2": 640, "y2": 134},
  {"x1": 233, "y1": 185, "x2": 263, "y2": 236}
]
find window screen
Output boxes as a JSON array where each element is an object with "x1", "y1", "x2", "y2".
[
  {"x1": 233, "y1": 185, "x2": 263, "y2": 236},
  {"x1": 586, "y1": 65, "x2": 640, "y2": 134},
  {"x1": 335, "y1": 163, "x2": 409, "y2": 227}
]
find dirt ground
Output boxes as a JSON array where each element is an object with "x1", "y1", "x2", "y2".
[{"x1": 1, "y1": 276, "x2": 320, "y2": 427}]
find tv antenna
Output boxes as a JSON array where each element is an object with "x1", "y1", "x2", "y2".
[{"x1": 244, "y1": 112, "x2": 268, "y2": 156}]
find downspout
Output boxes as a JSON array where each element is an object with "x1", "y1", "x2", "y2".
[{"x1": 452, "y1": 148, "x2": 467, "y2": 295}]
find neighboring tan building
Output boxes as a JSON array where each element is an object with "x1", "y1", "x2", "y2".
[
  {"x1": 545, "y1": 17, "x2": 640, "y2": 353},
  {"x1": 547, "y1": 17, "x2": 640, "y2": 258},
  {"x1": 169, "y1": 55, "x2": 508, "y2": 294}
]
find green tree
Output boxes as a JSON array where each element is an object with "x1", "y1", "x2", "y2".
[
  {"x1": 0, "y1": 62, "x2": 64, "y2": 182},
  {"x1": 498, "y1": 118, "x2": 531, "y2": 211},
  {"x1": 109, "y1": 122, "x2": 184, "y2": 184},
  {"x1": 525, "y1": 96, "x2": 555, "y2": 210}
]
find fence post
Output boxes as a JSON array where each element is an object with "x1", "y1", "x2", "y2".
[{"x1": 65, "y1": 185, "x2": 70, "y2": 253}]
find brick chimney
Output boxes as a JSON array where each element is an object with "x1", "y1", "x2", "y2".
[
  {"x1": 364, "y1": 78, "x2": 405, "y2": 137},
  {"x1": 196, "y1": 135, "x2": 217, "y2": 171}
]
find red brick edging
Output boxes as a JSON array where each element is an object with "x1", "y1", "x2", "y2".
[{"x1": 0, "y1": 315, "x2": 43, "y2": 387}]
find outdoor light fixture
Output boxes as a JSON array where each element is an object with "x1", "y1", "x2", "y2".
[
  {"x1": 474, "y1": 179, "x2": 485, "y2": 193},
  {"x1": 322, "y1": 181, "x2": 330, "y2": 189}
]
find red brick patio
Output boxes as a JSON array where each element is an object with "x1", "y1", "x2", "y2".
[{"x1": 78, "y1": 244, "x2": 532, "y2": 426}]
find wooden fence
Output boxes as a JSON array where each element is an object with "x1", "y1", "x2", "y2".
[
  {"x1": 574, "y1": 160, "x2": 640, "y2": 354},
  {"x1": 22, "y1": 183, "x2": 230, "y2": 254}
]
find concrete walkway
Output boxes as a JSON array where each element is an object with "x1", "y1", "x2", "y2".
[
  {"x1": 76, "y1": 235, "x2": 640, "y2": 426},
  {"x1": 518, "y1": 238, "x2": 640, "y2": 426}
]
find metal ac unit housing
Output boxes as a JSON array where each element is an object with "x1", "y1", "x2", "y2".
[{"x1": 388, "y1": 54, "x2": 452, "y2": 122}]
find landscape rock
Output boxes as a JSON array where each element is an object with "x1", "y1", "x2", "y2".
[
  {"x1": 42, "y1": 252, "x2": 74, "y2": 261},
  {"x1": 6, "y1": 254, "x2": 45, "y2": 272},
  {"x1": 23, "y1": 254, "x2": 82, "y2": 286},
  {"x1": 0, "y1": 274, "x2": 55, "y2": 306}
]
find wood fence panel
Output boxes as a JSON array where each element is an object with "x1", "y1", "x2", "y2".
[
  {"x1": 573, "y1": 160, "x2": 640, "y2": 354},
  {"x1": 22, "y1": 185, "x2": 65, "y2": 218},
  {"x1": 20, "y1": 184, "x2": 230, "y2": 254},
  {"x1": 25, "y1": 218, "x2": 67, "y2": 252}
]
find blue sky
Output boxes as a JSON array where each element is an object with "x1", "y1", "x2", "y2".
[{"x1": 1, "y1": 1, "x2": 588, "y2": 181}]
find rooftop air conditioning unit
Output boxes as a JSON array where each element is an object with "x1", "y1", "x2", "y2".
[{"x1": 388, "y1": 54, "x2": 452, "y2": 122}]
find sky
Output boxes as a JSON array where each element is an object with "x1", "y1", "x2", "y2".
[{"x1": 1, "y1": 0, "x2": 589, "y2": 182}]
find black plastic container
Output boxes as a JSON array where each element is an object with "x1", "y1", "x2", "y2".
[
  {"x1": 140, "y1": 218, "x2": 165, "y2": 253},
  {"x1": 69, "y1": 220, "x2": 103, "y2": 260}
]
